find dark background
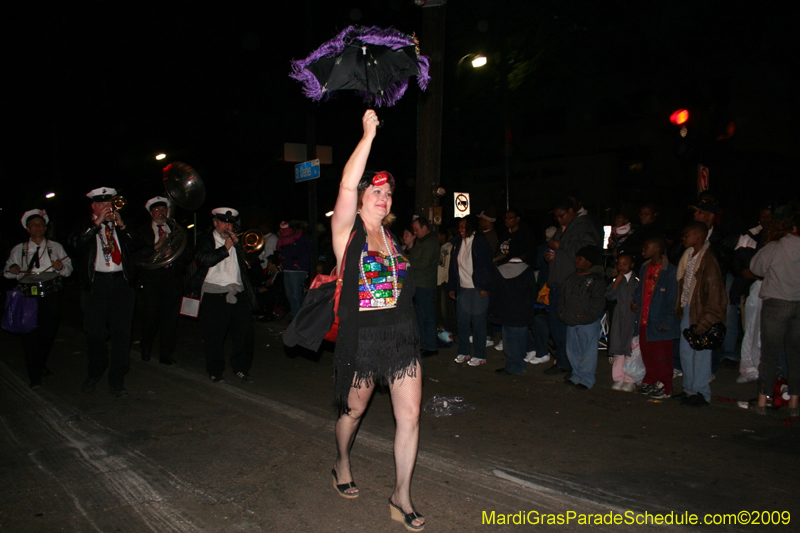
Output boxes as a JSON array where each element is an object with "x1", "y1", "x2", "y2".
[{"x1": 3, "y1": 0, "x2": 798, "y2": 249}]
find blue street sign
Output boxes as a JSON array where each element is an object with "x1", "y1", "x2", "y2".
[{"x1": 294, "y1": 159, "x2": 321, "y2": 182}]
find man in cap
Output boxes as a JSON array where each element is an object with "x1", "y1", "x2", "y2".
[
  {"x1": 4, "y1": 209, "x2": 73, "y2": 389},
  {"x1": 69, "y1": 187, "x2": 138, "y2": 397},
  {"x1": 496, "y1": 208, "x2": 534, "y2": 265},
  {"x1": 691, "y1": 196, "x2": 737, "y2": 366},
  {"x1": 135, "y1": 196, "x2": 190, "y2": 365},
  {"x1": 189, "y1": 208, "x2": 258, "y2": 383}
]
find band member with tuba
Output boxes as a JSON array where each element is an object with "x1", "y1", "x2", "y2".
[
  {"x1": 4, "y1": 209, "x2": 73, "y2": 389},
  {"x1": 135, "y1": 196, "x2": 189, "y2": 365},
  {"x1": 69, "y1": 187, "x2": 138, "y2": 397},
  {"x1": 190, "y1": 207, "x2": 258, "y2": 384}
]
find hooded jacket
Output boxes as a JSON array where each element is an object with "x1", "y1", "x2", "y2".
[
  {"x1": 547, "y1": 215, "x2": 601, "y2": 290},
  {"x1": 448, "y1": 233, "x2": 494, "y2": 293},
  {"x1": 750, "y1": 233, "x2": 800, "y2": 301},
  {"x1": 489, "y1": 259, "x2": 537, "y2": 326},
  {"x1": 558, "y1": 270, "x2": 607, "y2": 326}
]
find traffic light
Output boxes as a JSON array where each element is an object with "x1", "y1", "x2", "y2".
[{"x1": 669, "y1": 109, "x2": 690, "y2": 126}]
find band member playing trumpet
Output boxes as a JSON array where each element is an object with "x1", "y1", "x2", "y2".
[
  {"x1": 190, "y1": 207, "x2": 258, "y2": 384},
  {"x1": 4, "y1": 209, "x2": 72, "y2": 389},
  {"x1": 69, "y1": 187, "x2": 138, "y2": 398},
  {"x1": 135, "y1": 196, "x2": 189, "y2": 365}
]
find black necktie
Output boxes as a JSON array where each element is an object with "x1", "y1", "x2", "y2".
[{"x1": 28, "y1": 246, "x2": 40, "y2": 270}]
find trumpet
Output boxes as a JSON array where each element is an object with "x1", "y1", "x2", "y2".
[
  {"x1": 230, "y1": 224, "x2": 265, "y2": 254},
  {"x1": 110, "y1": 195, "x2": 127, "y2": 225}
]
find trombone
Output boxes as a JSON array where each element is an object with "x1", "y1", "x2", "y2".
[{"x1": 230, "y1": 224, "x2": 265, "y2": 254}]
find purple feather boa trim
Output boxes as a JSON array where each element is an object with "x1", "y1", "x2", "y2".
[{"x1": 290, "y1": 25, "x2": 431, "y2": 107}]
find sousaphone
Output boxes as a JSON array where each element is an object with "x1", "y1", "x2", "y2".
[{"x1": 137, "y1": 162, "x2": 206, "y2": 269}]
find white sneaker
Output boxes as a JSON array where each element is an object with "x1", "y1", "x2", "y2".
[
  {"x1": 673, "y1": 369, "x2": 683, "y2": 378},
  {"x1": 621, "y1": 382, "x2": 637, "y2": 392},
  {"x1": 467, "y1": 357, "x2": 487, "y2": 366},
  {"x1": 611, "y1": 381, "x2": 623, "y2": 391},
  {"x1": 454, "y1": 355, "x2": 471, "y2": 364},
  {"x1": 523, "y1": 350, "x2": 536, "y2": 362},
  {"x1": 485, "y1": 338, "x2": 495, "y2": 347},
  {"x1": 528, "y1": 354, "x2": 551, "y2": 365},
  {"x1": 736, "y1": 375, "x2": 757, "y2": 384},
  {"x1": 495, "y1": 341, "x2": 504, "y2": 351}
]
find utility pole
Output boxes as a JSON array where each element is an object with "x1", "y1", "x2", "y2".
[{"x1": 415, "y1": 1, "x2": 447, "y2": 227}]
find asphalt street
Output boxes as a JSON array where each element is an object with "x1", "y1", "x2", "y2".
[{"x1": 1, "y1": 285, "x2": 799, "y2": 532}]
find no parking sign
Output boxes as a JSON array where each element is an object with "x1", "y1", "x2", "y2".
[{"x1": 454, "y1": 192, "x2": 470, "y2": 218}]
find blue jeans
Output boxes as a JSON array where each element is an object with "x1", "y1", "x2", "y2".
[
  {"x1": 565, "y1": 319, "x2": 602, "y2": 388},
  {"x1": 413, "y1": 287, "x2": 438, "y2": 351},
  {"x1": 534, "y1": 311, "x2": 551, "y2": 357},
  {"x1": 721, "y1": 273, "x2": 740, "y2": 361},
  {"x1": 679, "y1": 305, "x2": 712, "y2": 401},
  {"x1": 759, "y1": 299, "x2": 800, "y2": 396},
  {"x1": 456, "y1": 288, "x2": 489, "y2": 359},
  {"x1": 548, "y1": 288, "x2": 571, "y2": 371},
  {"x1": 502, "y1": 326, "x2": 527, "y2": 374},
  {"x1": 284, "y1": 271, "x2": 307, "y2": 319}
]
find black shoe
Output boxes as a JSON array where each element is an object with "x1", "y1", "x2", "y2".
[
  {"x1": 564, "y1": 378, "x2": 576, "y2": 386},
  {"x1": 420, "y1": 349, "x2": 439, "y2": 358},
  {"x1": 543, "y1": 365, "x2": 569, "y2": 375},
  {"x1": 563, "y1": 373, "x2": 573, "y2": 381},
  {"x1": 159, "y1": 358, "x2": 177, "y2": 365},
  {"x1": 109, "y1": 386, "x2": 128, "y2": 398},
  {"x1": 141, "y1": 348, "x2": 152, "y2": 362},
  {"x1": 494, "y1": 368, "x2": 515, "y2": 375},
  {"x1": 40, "y1": 367, "x2": 54, "y2": 378},
  {"x1": 689, "y1": 394, "x2": 710, "y2": 408},
  {"x1": 209, "y1": 375, "x2": 225, "y2": 383},
  {"x1": 575, "y1": 383, "x2": 589, "y2": 390},
  {"x1": 81, "y1": 378, "x2": 97, "y2": 394},
  {"x1": 235, "y1": 371, "x2": 253, "y2": 383},
  {"x1": 258, "y1": 315, "x2": 275, "y2": 323},
  {"x1": 672, "y1": 391, "x2": 689, "y2": 401},
  {"x1": 681, "y1": 393, "x2": 706, "y2": 406}
]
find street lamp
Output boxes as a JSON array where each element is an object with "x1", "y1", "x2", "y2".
[
  {"x1": 457, "y1": 53, "x2": 487, "y2": 72},
  {"x1": 45, "y1": 192, "x2": 55, "y2": 199},
  {"x1": 155, "y1": 153, "x2": 166, "y2": 161}
]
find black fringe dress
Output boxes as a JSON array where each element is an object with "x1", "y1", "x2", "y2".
[{"x1": 334, "y1": 216, "x2": 421, "y2": 415}]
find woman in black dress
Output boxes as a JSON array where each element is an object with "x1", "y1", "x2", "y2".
[{"x1": 329, "y1": 110, "x2": 425, "y2": 531}]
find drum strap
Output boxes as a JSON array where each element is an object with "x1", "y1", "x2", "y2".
[{"x1": 22, "y1": 240, "x2": 53, "y2": 272}]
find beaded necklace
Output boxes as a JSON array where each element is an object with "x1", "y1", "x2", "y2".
[{"x1": 358, "y1": 227, "x2": 399, "y2": 308}]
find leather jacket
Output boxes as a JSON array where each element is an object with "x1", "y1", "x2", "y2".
[
  {"x1": 68, "y1": 222, "x2": 138, "y2": 290},
  {"x1": 189, "y1": 232, "x2": 259, "y2": 311}
]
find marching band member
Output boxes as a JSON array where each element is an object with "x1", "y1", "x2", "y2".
[
  {"x1": 69, "y1": 187, "x2": 138, "y2": 397},
  {"x1": 4, "y1": 209, "x2": 72, "y2": 388},
  {"x1": 190, "y1": 207, "x2": 258, "y2": 384},
  {"x1": 135, "y1": 196, "x2": 189, "y2": 365}
]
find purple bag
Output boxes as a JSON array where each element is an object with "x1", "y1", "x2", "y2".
[{"x1": 2, "y1": 289, "x2": 38, "y2": 334}]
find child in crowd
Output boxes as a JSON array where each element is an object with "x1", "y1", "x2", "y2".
[
  {"x1": 605, "y1": 254, "x2": 639, "y2": 392},
  {"x1": 632, "y1": 238, "x2": 680, "y2": 398},
  {"x1": 559, "y1": 245, "x2": 607, "y2": 389},
  {"x1": 675, "y1": 222, "x2": 727, "y2": 407},
  {"x1": 489, "y1": 256, "x2": 538, "y2": 375}
]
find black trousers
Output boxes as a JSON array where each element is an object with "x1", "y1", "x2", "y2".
[
  {"x1": 81, "y1": 274, "x2": 136, "y2": 389},
  {"x1": 200, "y1": 292, "x2": 254, "y2": 376},
  {"x1": 23, "y1": 292, "x2": 60, "y2": 386},
  {"x1": 140, "y1": 274, "x2": 183, "y2": 360}
]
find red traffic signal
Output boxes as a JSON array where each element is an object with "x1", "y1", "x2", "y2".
[{"x1": 670, "y1": 109, "x2": 690, "y2": 125}]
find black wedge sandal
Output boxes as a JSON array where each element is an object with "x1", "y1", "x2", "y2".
[
  {"x1": 331, "y1": 468, "x2": 359, "y2": 499},
  {"x1": 389, "y1": 499, "x2": 425, "y2": 531}
]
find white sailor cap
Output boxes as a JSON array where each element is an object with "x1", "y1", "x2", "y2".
[
  {"x1": 86, "y1": 187, "x2": 118, "y2": 201},
  {"x1": 21, "y1": 209, "x2": 49, "y2": 228},
  {"x1": 145, "y1": 196, "x2": 170, "y2": 211},
  {"x1": 211, "y1": 207, "x2": 239, "y2": 223}
]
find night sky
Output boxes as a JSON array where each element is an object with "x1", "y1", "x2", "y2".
[{"x1": 4, "y1": 1, "x2": 798, "y2": 246}]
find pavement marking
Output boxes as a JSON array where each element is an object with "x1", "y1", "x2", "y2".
[
  {"x1": 161, "y1": 362, "x2": 654, "y2": 516},
  {"x1": 0, "y1": 362, "x2": 205, "y2": 533}
]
